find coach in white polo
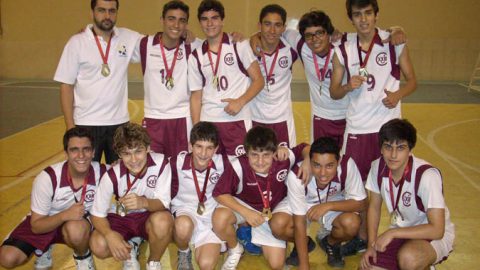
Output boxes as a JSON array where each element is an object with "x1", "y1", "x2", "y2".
[{"x1": 54, "y1": 0, "x2": 142, "y2": 164}]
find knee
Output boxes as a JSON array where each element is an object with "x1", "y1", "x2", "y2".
[
  {"x1": 0, "y1": 246, "x2": 27, "y2": 269},
  {"x1": 89, "y1": 232, "x2": 110, "y2": 259},
  {"x1": 63, "y1": 220, "x2": 90, "y2": 246},
  {"x1": 337, "y1": 213, "x2": 360, "y2": 237},
  {"x1": 148, "y1": 211, "x2": 174, "y2": 237},
  {"x1": 197, "y1": 256, "x2": 217, "y2": 270},
  {"x1": 212, "y1": 208, "x2": 234, "y2": 233},
  {"x1": 267, "y1": 259, "x2": 285, "y2": 270},
  {"x1": 174, "y1": 216, "x2": 194, "y2": 241},
  {"x1": 397, "y1": 249, "x2": 423, "y2": 270},
  {"x1": 269, "y1": 214, "x2": 291, "y2": 239}
]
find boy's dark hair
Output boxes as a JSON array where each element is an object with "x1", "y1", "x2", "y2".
[
  {"x1": 197, "y1": 0, "x2": 225, "y2": 21},
  {"x1": 346, "y1": 0, "x2": 379, "y2": 20},
  {"x1": 379, "y1": 119, "x2": 417, "y2": 150},
  {"x1": 91, "y1": 0, "x2": 119, "y2": 10},
  {"x1": 298, "y1": 10, "x2": 334, "y2": 39},
  {"x1": 259, "y1": 4, "x2": 287, "y2": 24},
  {"x1": 63, "y1": 127, "x2": 94, "y2": 151},
  {"x1": 244, "y1": 126, "x2": 278, "y2": 153},
  {"x1": 309, "y1": 137, "x2": 340, "y2": 160},
  {"x1": 163, "y1": 0, "x2": 189, "y2": 20},
  {"x1": 190, "y1": 121, "x2": 219, "y2": 147},
  {"x1": 113, "y1": 123, "x2": 151, "y2": 154}
]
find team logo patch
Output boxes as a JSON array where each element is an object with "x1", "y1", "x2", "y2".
[
  {"x1": 402, "y1": 191, "x2": 412, "y2": 207},
  {"x1": 146, "y1": 175, "x2": 158, "y2": 188},
  {"x1": 84, "y1": 190, "x2": 95, "y2": 202},
  {"x1": 276, "y1": 169, "x2": 288, "y2": 182},
  {"x1": 278, "y1": 56, "x2": 289, "y2": 68},
  {"x1": 177, "y1": 48, "x2": 184, "y2": 60},
  {"x1": 224, "y1": 53, "x2": 235, "y2": 66},
  {"x1": 376, "y1": 52, "x2": 388, "y2": 66},
  {"x1": 235, "y1": 145, "x2": 246, "y2": 156},
  {"x1": 117, "y1": 45, "x2": 127, "y2": 57},
  {"x1": 209, "y1": 172, "x2": 220, "y2": 184}
]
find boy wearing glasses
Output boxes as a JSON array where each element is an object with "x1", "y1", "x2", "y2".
[
  {"x1": 361, "y1": 119, "x2": 454, "y2": 270},
  {"x1": 89, "y1": 123, "x2": 173, "y2": 270},
  {"x1": 0, "y1": 127, "x2": 104, "y2": 270}
]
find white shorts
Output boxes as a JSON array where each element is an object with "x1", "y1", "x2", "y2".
[
  {"x1": 432, "y1": 223, "x2": 455, "y2": 264},
  {"x1": 218, "y1": 197, "x2": 289, "y2": 248},
  {"x1": 174, "y1": 208, "x2": 223, "y2": 249},
  {"x1": 306, "y1": 203, "x2": 343, "y2": 231}
]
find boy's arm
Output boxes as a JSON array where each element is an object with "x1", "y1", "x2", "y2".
[
  {"x1": 329, "y1": 53, "x2": 365, "y2": 100},
  {"x1": 215, "y1": 194, "x2": 265, "y2": 227}
]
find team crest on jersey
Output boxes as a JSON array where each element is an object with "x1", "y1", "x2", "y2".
[
  {"x1": 117, "y1": 45, "x2": 127, "y2": 57},
  {"x1": 177, "y1": 48, "x2": 184, "y2": 60},
  {"x1": 276, "y1": 169, "x2": 288, "y2": 182},
  {"x1": 402, "y1": 191, "x2": 412, "y2": 207},
  {"x1": 235, "y1": 145, "x2": 246, "y2": 156},
  {"x1": 146, "y1": 175, "x2": 158, "y2": 188},
  {"x1": 84, "y1": 190, "x2": 95, "y2": 202},
  {"x1": 376, "y1": 52, "x2": 388, "y2": 66},
  {"x1": 209, "y1": 172, "x2": 220, "y2": 184},
  {"x1": 278, "y1": 56, "x2": 289, "y2": 68},
  {"x1": 224, "y1": 53, "x2": 235, "y2": 66}
]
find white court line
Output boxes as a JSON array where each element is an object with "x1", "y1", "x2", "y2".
[
  {"x1": 419, "y1": 118, "x2": 480, "y2": 191},
  {"x1": 293, "y1": 107, "x2": 310, "y2": 143},
  {"x1": 0, "y1": 116, "x2": 64, "y2": 142}
]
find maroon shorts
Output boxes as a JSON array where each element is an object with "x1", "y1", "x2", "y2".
[
  {"x1": 142, "y1": 117, "x2": 189, "y2": 158},
  {"x1": 252, "y1": 121, "x2": 290, "y2": 147},
  {"x1": 343, "y1": 132, "x2": 381, "y2": 181},
  {"x1": 4, "y1": 216, "x2": 65, "y2": 254},
  {"x1": 107, "y1": 212, "x2": 151, "y2": 241},
  {"x1": 213, "y1": 121, "x2": 248, "y2": 156},
  {"x1": 312, "y1": 116, "x2": 346, "y2": 150}
]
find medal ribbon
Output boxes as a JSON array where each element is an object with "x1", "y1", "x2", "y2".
[
  {"x1": 123, "y1": 163, "x2": 148, "y2": 199},
  {"x1": 207, "y1": 38, "x2": 223, "y2": 82},
  {"x1": 159, "y1": 34, "x2": 181, "y2": 82},
  {"x1": 356, "y1": 31, "x2": 376, "y2": 69},
  {"x1": 92, "y1": 28, "x2": 113, "y2": 66},
  {"x1": 260, "y1": 45, "x2": 280, "y2": 89},
  {"x1": 312, "y1": 46, "x2": 332, "y2": 82},
  {"x1": 251, "y1": 170, "x2": 271, "y2": 210},
  {"x1": 388, "y1": 163, "x2": 410, "y2": 218},
  {"x1": 66, "y1": 167, "x2": 89, "y2": 204},
  {"x1": 191, "y1": 158, "x2": 212, "y2": 204},
  {"x1": 315, "y1": 181, "x2": 332, "y2": 204}
]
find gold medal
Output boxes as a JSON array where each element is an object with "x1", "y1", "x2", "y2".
[
  {"x1": 212, "y1": 76, "x2": 219, "y2": 89},
  {"x1": 390, "y1": 212, "x2": 397, "y2": 226},
  {"x1": 197, "y1": 202, "x2": 206, "y2": 216},
  {"x1": 358, "y1": 67, "x2": 369, "y2": 78},
  {"x1": 101, "y1": 64, "x2": 111, "y2": 77},
  {"x1": 116, "y1": 201, "x2": 127, "y2": 217},
  {"x1": 166, "y1": 77, "x2": 174, "y2": 90},
  {"x1": 262, "y1": 207, "x2": 272, "y2": 221}
]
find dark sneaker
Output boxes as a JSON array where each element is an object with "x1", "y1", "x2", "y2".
[
  {"x1": 341, "y1": 237, "x2": 367, "y2": 256},
  {"x1": 177, "y1": 249, "x2": 193, "y2": 270},
  {"x1": 285, "y1": 236, "x2": 316, "y2": 266},
  {"x1": 319, "y1": 236, "x2": 345, "y2": 268},
  {"x1": 236, "y1": 226, "x2": 262, "y2": 255}
]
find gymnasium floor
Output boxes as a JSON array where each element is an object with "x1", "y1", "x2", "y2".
[{"x1": 0, "y1": 80, "x2": 479, "y2": 269}]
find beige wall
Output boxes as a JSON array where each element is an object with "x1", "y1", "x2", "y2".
[{"x1": 0, "y1": 0, "x2": 479, "y2": 81}]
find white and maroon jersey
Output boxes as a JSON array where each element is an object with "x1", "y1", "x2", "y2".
[
  {"x1": 139, "y1": 33, "x2": 202, "y2": 119},
  {"x1": 31, "y1": 161, "x2": 106, "y2": 216},
  {"x1": 188, "y1": 33, "x2": 257, "y2": 122},
  {"x1": 170, "y1": 152, "x2": 230, "y2": 218},
  {"x1": 91, "y1": 152, "x2": 171, "y2": 217},
  {"x1": 366, "y1": 155, "x2": 454, "y2": 231},
  {"x1": 334, "y1": 29, "x2": 404, "y2": 134},
  {"x1": 283, "y1": 29, "x2": 349, "y2": 121},
  {"x1": 213, "y1": 143, "x2": 307, "y2": 211},
  {"x1": 54, "y1": 24, "x2": 142, "y2": 126},
  {"x1": 250, "y1": 39, "x2": 297, "y2": 123},
  {"x1": 287, "y1": 157, "x2": 366, "y2": 216}
]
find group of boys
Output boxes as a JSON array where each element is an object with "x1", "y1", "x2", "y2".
[{"x1": 0, "y1": 0, "x2": 454, "y2": 270}]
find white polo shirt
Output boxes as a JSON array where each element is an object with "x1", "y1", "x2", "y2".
[
  {"x1": 31, "y1": 161, "x2": 106, "y2": 216},
  {"x1": 91, "y1": 152, "x2": 171, "y2": 217},
  {"x1": 54, "y1": 24, "x2": 142, "y2": 126},
  {"x1": 188, "y1": 33, "x2": 257, "y2": 122},
  {"x1": 287, "y1": 157, "x2": 366, "y2": 216}
]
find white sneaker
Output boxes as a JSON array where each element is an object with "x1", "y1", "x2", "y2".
[
  {"x1": 74, "y1": 251, "x2": 95, "y2": 270},
  {"x1": 221, "y1": 243, "x2": 244, "y2": 270},
  {"x1": 146, "y1": 261, "x2": 162, "y2": 270},
  {"x1": 123, "y1": 238, "x2": 142, "y2": 270},
  {"x1": 34, "y1": 246, "x2": 53, "y2": 270}
]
